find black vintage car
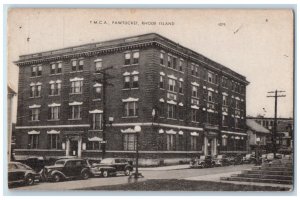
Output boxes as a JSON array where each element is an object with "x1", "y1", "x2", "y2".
[
  {"x1": 213, "y1": 155, "x2": 231, "y2": 167},
  {"x1": 8, "y1": 162, "x2": 40, "y2": 187},
  {"x1": 41, "y1": 158, "x2": 91, "y2": 182},
  {"x1": 190, "y1": 155, "x2": 215, "y2": 168},
  {"x1": 90, "y1": 158, "x2": 134, "y2": 178}
]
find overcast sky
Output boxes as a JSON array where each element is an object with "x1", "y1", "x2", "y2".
[{"x1": 7, "y1": 9, "x2": 294, "y2": 122}]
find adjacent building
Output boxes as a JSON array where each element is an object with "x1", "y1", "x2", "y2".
[{"x1": 14, "y1": 33, "x2": 249, "y2": 165}]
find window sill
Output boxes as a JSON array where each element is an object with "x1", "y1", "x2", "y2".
[
  {"x1": 167, "y1": 90, "x2": 177, "y2": 94},
  {"x1": 191, "y1": 121, "x2": 200, "y2": 124},
  {"x1": 159, "y1": 88, "x2": 165, "y2": 90},
  {"x1": 88, "y1": 129, "x2": 103, "y2": 132},
  {"x1": 49, "y1": 95, "x2": 60, "y2": 97},
  {"x1": 122, "y1": 88, "x2": 131, "y2": 91},
  {"x1": 48, "y1": 119, "x2": 60, "y2": 121},
  {"x1": 122, "y1": 116, "x2": 138, "y2": 118},
  {"x1": 131, "y1": 87, "x2": 139, "y2": 90},
  {"x1": 49, "y1": 73, "x2": 62, "y2": 76},
  {"x1": 69, "y1": 93, "x2": 83, "y2": 95},
  {"x1": 122, "y1": 64, "x2": 139, "y2": 67},
  {"x1": 70, "y1": 71, "x2": 84, "y2": 73},
  {"x1": 161, "y1": 65, "x2": 184, "y2": 74},
  {"x1": 68, "y1": 118, "x2": 82, "y2": 121},
  {"x1": 29, "y1": 120, "x2": 40, "y2": 122},
  {"x1": 167, "y1": 118, "x2": 177, "y2": 121},
  {"x1": 30, "y1": 76, "x2": 42, "y2": 78},
  {"x1": 93, "y1": 98, "x2": 102, "y2": 101},
  {"x1": 192, "y1": 97, "x2": 200, "y2": 100},
  {"x1": 29, "y1": 96, "x2": 42, "y2": 99},
  {"x1": 191, "y1": 75, "x2": 200, "y2": 79}
]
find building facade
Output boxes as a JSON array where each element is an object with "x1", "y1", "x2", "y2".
[{"x1": 14, "y1": 33, "x2": 249, "y2": 165}]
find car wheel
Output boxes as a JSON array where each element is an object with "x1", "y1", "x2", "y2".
[
  {"x1": 124, "y1": 169, "x2": 131, "y2": 176},
  {"x1": 53, "y1": 174, "x2": 61, "y2": 182},
  {"x1": 102, "y1": 170, "x2": 109, "y2": 178},
  {"x1": 25, "y1": 174, "x2": 34, "y2": 185},
  {"x1": 81, "y1": 171, "x2": 89, "y2": 180}
]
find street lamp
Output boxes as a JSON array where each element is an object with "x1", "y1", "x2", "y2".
[
  {"x1": 133, "y1": 125, "x2": 143, "y2": 179},
  {"x1": 255, "y1": 137, "x2": 261, "y2": 165}
]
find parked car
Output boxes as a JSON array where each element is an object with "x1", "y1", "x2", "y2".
[
  {"x1": 19, "y1": 156, "x2": 46, "y2": 173},
  {"x1": 190, "y1": 155, "x2": 215, "y2": 168},
  {"x1": 8, "y1": 162, "x2": 40, "y2": 187},
  {"x1": 90, "y1": 158, "x2": 134, "y2": 178},
  {"x1": 265, "y1": 153, "x2": 283, "y2": 163},
  {"x1": 242, "y1": 154, "x2": 256, "y2": 164},
  {"x1": 40, "y1": 158, "x2": 91, "y2": 182},
  {"x1": 213, "y1": 155, "x2": 231, "y2": 167},
  {"x1": 230, "y1": 154, "x2": 244, "y2": 165}
]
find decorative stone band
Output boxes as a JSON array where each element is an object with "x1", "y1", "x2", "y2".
[
  {"x1": 89, "y1": 109, "x2": 103, "y2": 114},
  {"x1": 70, "y1": 77, "x2": 84, "y2": 82},
  {"x1": 122, "y1": 97, "x2": 139, "y2": 102},
  {"x1": 29, "y1": 104, "x2": 41, "y2": 109},
  {"x1": 69, "y1": 101, "x2": 83, "y2": 106},
  {"x1": 28, "y1": 130, "x2": 40, "y2": 135},
  {"x1": 47, "y1": 130, "x2": 60, "y2": 134},
  {"x1": 48, "y1": 103, "x2": 61, "y2": 107}
]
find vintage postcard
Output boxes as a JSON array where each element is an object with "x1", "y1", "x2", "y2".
[{"x1": 6, "y1": 8, "x2": 294, "y2": 192}]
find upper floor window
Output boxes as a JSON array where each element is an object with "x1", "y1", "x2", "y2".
[
  {"x1": 172, "y1": 57, "x2": 177, "y2": 70},
  {"x1": 192, "y1": 86, "x2": 198, "y2": 98},
  {"x1": 191, "y1": 109, "x2": 198, "y2": 122},
  {"x1": 179, "y1": 81, "x2": 183, "y2": 94},
  {"x1": 222, "y1": 115, "x2": 229, "y2": 127},
  {"x1": 160, "y1": 76, "x2": 164, "y2": 89},
  {"x1": 208, "y1": 72, "x2": 213, "y2": 83},
  {"x1": 30, "y1": 83, "x2": 42, "y2": 98},
  {"x1": 50, "y1": 62, "x2": 62, "y2": 74},
  {"x1": 133, "y1": 52, "x2": 139, "y2": 64},
  {"x1": 48, "y1": 106, "x2": 60, "y2": 120},
  {"x1": 191, "y1": 136, "x2": 197, "y2": 151},
  {"x1": 124, "y1": 51, "x2": 139, "y2": 65},
  {"x1": 48, "y1": 134, "x2": 59, "y2": 149},
  {"x1": 30, "y1": 108, "x2": 40, "y2": 121},
  {"x1": 208, "y1": 91, "x2": 213, "y2": 102},
  {"x1": 222, "y1": 77, "x2": 228, "y2": 88},
  {"x1": 49, "y1": 81, "x2": 61, "y2": 96},
  {"x1": 167, "y1": 104, "x2": 176, "y2": 119},
  {"x1": 93, "y1": 83, "x2": 102, "y2": 99},
  {"x1": 223, "y1": 95, "x2": 228, "y2": 106},
  {"x1": 167, "y1": 134, "x2": 175, "y2": 151},
  {"x1": 123, "y1": 134, "x2": 136, "y2": 151},
  {"x1": 91, "y1": 113, "x2": 103, "y2": 130},
  {"x1": 31, "y1": 66, "x2": 42, "y2": 77},
  {"x1": 28, "y1": 134, "x2": 39, "y2": 149},
  {"x1": 132, "y1": 75, "x2": 139, "y2": 88},
  {"x1": 168, "y1": 79, "x2": 176, "y2": 92},
  {"x1": 71, "y1": 59, "x2": 84, "y2": 72},
  {"x1": 124, "y1": 76, "x2": 130, "y2": 89},
  {"x1": 179, "y1": 60, "x2": 183, "y2": 72},
  {"x1": 160, "y1": 52, "x2": 165, "y2": 65},
  {"x1": 70, "y1": 78, "x2": 83, "y2": 94},
  {"x1": 124, "y1": 53, "x2": 131, "y2": 65},
  {"x1": 123, "y1": 72, "x2": 139, "y2": 89},
  {"x1": 95, "y1": 59, "x2": 103, "y2": 72},
  {"x1": 191, "y1": 65, "x2": 195, "y2": 76},
  {"x1": 70, "y1": 105, "x2": 81, "y2": 119},
  {"x1": 123, "y1": 101, "x2": 138, "y2": 117},
  {"x1": 167, "y1": 55, "x2": 171, "y2": 68},
  {"x1": 195, "y1": 65, "x2": 199, "y2": 77}
]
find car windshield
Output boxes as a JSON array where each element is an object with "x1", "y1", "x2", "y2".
[
  {"x1": 16, "y1": 163, "x2": 32, "y2": 170},
  {"x1": 101, "y1": 158, "x2": 114, "y2": 164},
  {"x1": 55, "y1": 160, "x2": 66, "y2": 165}
]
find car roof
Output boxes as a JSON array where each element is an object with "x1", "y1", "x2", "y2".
[{"x1": 56, "y1": 158, "x2": 84, "y2": 162}]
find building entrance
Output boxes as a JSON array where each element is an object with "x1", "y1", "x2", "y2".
[{"x1": 69, "y1": 140, "x2": 78, "y2": 156}]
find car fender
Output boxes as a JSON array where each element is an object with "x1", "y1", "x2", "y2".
[
  {"x1": 80, "y1": 168, "x2": 90, "y2": 174},
  {"x1": 50, "y1": 170, "x2": 67, "y2": 179},
  {"x1": 98, "y1": 166, "x2": 116, "y2": 172},
  {"x1": 125, "y1": 165, "x2": 133, "y2": 171}
]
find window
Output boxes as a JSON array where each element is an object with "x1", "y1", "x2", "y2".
[
  {"x1": 160, "y1": 52, "x2": 164, "y2": 65},
  {"x1": 234, "y1": 117, "x2": 239, "y2": 128},
  {"x1": 167, "y1": 134, "x2": 175, "y2": 151},
  {"x1": 124, "y1": 102, "x2": 138, "y2": 117},
  {"x1": 132, "y1": 75, "x2": 139, "y2": 88},
  {"x1": 49, "y1": 106, "x2": 60, "y2": 120},
  {"x1": 159, "y1": 102, "x2": 165, "y2": 117},
  {"x1": 178, "y1": 106, "x2": 184, "y2": 120},
  {"x1": 159, "y1": 76, "x2": 164, "y2": 89},
  {"x1": 208, "y1": 91, "x2": 213, "y2": 102},
  {"x1": 208, "y1": 72, "x2": 213, "y2": 83},
  {"x1": 124, "y1": 76, "x2": 130, "y2": 89},
  {"x1": 51, "y1": 62, "x2": 62, "y2": 74},
  {"x1": 168, "y1": 79, "x2": 176, "y2": 92},
  {"x1": 235, "y1": 100, "x2": 240, "y2": 109},
  {"x1": 51, "y1": 64, "x2": 56, "y2": 74},
  {"x1": 179, "y1": 82, "x2": 183, "y2": 94},
  {"x1": 179, "y1": 60, "x2": 183, "y2": 71},
  {"x1": 191, "y1": 136, "x2": 197, "y2": 151},
  {"x1": 57, "y1": 62, "x2": 62, "y2": 73},
  {"x1": 95, "y1": 60, "x2": 102, "y2": 72},
  {"x1": 167, "y1": 104, "x2": 176, "y2": 119},
  {"x1": 172, "y1": 57, "x2": 177, "y2": 69},
  {"x1": 133, "y1": 52, "x2": 139, "y2": 64},
  {"x1": 222, "y1": 115, "x2": 228, "y2": 126},
  {"x1": 71, "y1": 80, "x2": 83, "y2": 94},
  {"x1": 50, "y1": 81, "x2": 61, "y2": 96},
  {"x1": 31, "y1": 66, "x2": 37, "y2": 77},
  {"x1": 222, "y1": 137, "x2": 228, "y2": 146},
  {"x1": 30, "y1": 86, "x2": 35, "y2": 97},
  {"x1": 91, "y1": 113, "x2": 103, "y2": 130},
  {"x1": 94, "y1": 84, "x2": 102, "y2": 99},
  {"x1": 71, "y1": 105, "x2": 81, "y2": 119},
  {"x1": 191, "y1": 65, "x2": 195, "y2": 76},
  {"x1": 72, "y1": 60, "x2": 77, "y2": 71},
  {"x1": 167, "y1": 55, "x2": 171, "y2": 67},
  {"x1": 124, "y1": 53, "x2": 131, "y2": 65},
  {"x1": 124, "y1": 134, "x2": 136, "y2": 151},
  {"x1": 87, "y1": 141, "x2": 101, "y2": 150},
  {"x1": 30, "y1": 108, "x2": 40, "y2": 121},
  {"x1": 49, "y1": 134, "x2": 59, "y2": 149},
  {"x1": 192, "y1": 86, "x2": 198, "y2": 98},
  {"x1": 30, "y1": 84, "x2": 41, "y2": 98},
  {"x1": 192, "y1": 109, "x2": 197, "y2": 122},
  {"x1": 37, "y1": 66, "x2": 42, "y2": 76},
  {"x1": 222, "y1": 77, "x2": 228, "y2": 88},
  {"x1": 195, "y1": 66, "x2": 199, "y2": 77},
  {"x1": 29, "y1": 134, "x2": 39, "y2": 149},
  {"x1": 207, "y1": 112, "x2": 215, "y2": 124},
  {"x1": 78, "y1": 60, "x2": 84, "y2": 71},
  {"x1": 223, "y1": 95, "x2": 228, "y2": 106}
]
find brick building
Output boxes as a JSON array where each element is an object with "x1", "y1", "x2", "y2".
[{"x1": 14, "y1": 33, "x2": 249, "y2": 165}]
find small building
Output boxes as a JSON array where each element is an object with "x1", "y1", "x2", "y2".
[{"x1": 246, "y1": 119, "x2": 270, "y2": 153}]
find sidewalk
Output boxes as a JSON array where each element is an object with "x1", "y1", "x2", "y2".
[
  {"x1": 140, "y1": 164, "x2": 190, "y2": 171},
  {"x1": 184, "y1": 170, "x2": 293, "y2": 190}
]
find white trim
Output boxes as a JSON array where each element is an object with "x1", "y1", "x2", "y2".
[
  {"x1": 28, "y1": 130, "x2": 40, "y2": 135},
  {"x1": 94, "y1": 58, "x2": 102, "y2": 62},
  {"x1": 202, "y1": 108, "x2": 206, "y2": 111},
  {"x1": 160, "y1": 72, "x2": 166, "y2": 76},
  {"x1": 167, "y1": 100, "x2": 177, "y2": 105},
  {"x1": 36, "y1": 82, "x2": 42, "y2": 85},
  {"x1": 89, "y1": 109, "x2": 103, "y2": 114},
  {"x1": 222, "y1": 135, "x2": 228, "y2": 138},
  {"x1": 93, "y1": 83, "x2": 102, "y2": 87},
  {"x1": 49, "y1": 80, "x2": 55, "y2": 84},
  {"x1": 29, "y1": 82, "x2": 35, "y2": 86},
  {"x1": 166, "y1": 129, "x2": 177, "y2": 134},
  {"x1": 235, "y1": 97, "x2": 240, "y2": 100},
  {"x1": 221, "y1": 130, "x2": 247, "y2": 136},
  {"x1": 47, "y1": 130, "x2": 60, "y2": 134},
  {"x1": 222, "y1": 112, "x2": 228, "y2": 116},
  {"x1": 178, "y1": 130, "x2": 184, "y2": 135},
  {"x1": 29, "y1": 104, "x2": 41, "y2": 109},
  {"x1": 48, "y1": 103, "x2": 61, "y2": 107},
  {"x1": 70, "y1": 77, "x2": 84, "y2": 82},
  {"x1": 158, "y1": 129, "x2": 164, "y2": 134},
  {"x1": 122, "y1": 97, "x2": 139, "y2": 102},
  {"x1": 69, "y1": 101, "x2": 83, "y2": 106},
  {"x1": 159, "y1": 98, "x2": 165, "y2": 103},
  {"x1": 241, "y1": 99, "x2": 244, "y2": 102},
  {"x1": 131, "y1": 70, "x2": 139, "y2": 75},
  {"x1": 190, "y1": 132, "x2": 199, "y2": 136},
  {"x1": 191, "y1": 82, "x2": 200, "y2": 87},
  {"x1": 178, "y1": 102, "x2": 184, "y2": 107},
  {"x1": 167, "y1": 74, "x2": 177, "y2": 80},
  {"x1": 222, "y1": 92, "x2": 228, "y2": 96},
  {"x1": 179, "y1": 78, "x2": 184, "y2": 82},
  {"x1": 207, "y1": 87, "x2": 214, "y2": 92},
  {"x1": 123, "y1": 71, "x2": 131, "y2": 76},
  {"x1": 55, "y1": 80, "x2": 61, "y2": 84},
  {"x1": 121, "y1": 128, "x2": 136, "y2": 133},
  {"x1": 191, "y1": 105, "x2": 200, "y2": 110},
  {"x1": 16, "y1": 124, "x2": 90, "y2": 129},
  {"x1": 203, "y1": 86, "x2": 207, "y2": 89},
  {"x1": 88, "y1": 136, "x2": 103, "y2": 142},
  {"x1": 207, "y1": 109, "x2": 214, "y2": 113}
]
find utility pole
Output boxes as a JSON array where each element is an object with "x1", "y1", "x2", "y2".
[
  {"x1": 95, "y1": 66, "x2": 113, "y2": 159},
  {"x1": 267, "y1": 90, "x2": 286, "y2": 158}
]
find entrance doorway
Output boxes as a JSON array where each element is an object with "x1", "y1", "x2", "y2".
[
  {"x1": 69, "y1": 140, "x2": 78, "y2": 156},
  {"x1": 207, "y1": 139, "x2": 212, "y2": 155}
]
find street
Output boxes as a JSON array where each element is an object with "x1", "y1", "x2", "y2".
[{"x1": 12, "y1": 164, "x2": 254, "y2": 190}]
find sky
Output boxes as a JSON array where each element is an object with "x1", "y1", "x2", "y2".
[{"x1": 7, "y1": 8, "x2": 294, "y2": 122}]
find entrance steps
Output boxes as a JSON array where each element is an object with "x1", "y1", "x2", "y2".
[{"x1": 221, "y1": 158, "x2": 293, "y2": 185}]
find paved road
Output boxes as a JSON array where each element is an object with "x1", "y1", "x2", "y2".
[{"x1": 12, "y1": 164, "x2": 253, "y2": 191}]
